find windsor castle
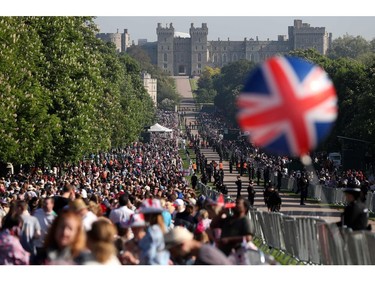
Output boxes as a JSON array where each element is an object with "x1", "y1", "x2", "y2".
[{"x1": 97, "y1": 19, "x2": 332, "y2": 76}]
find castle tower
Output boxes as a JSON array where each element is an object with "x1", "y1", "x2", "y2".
[
  {"x1": 288, "y1": 19, "x2": 331, "y2": 55},
  {"x1": 156, "y1": 23, "x2": 174, "y2": 75},
  {"x1": 121, "y1": 29, "x2": 131, "y2": 52},
  {"x1": 96, "y1": 31, "x2": 122, "y2": 52},
  {"x1": 189, "y1": 23, "x2": 208, "y2": 76}
]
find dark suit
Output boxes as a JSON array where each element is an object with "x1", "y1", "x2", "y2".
[
  {"x1": 337, "y1": 200, "x2": 369, "y2": 231},
  {"x1": 235, "y1": 179, "x2": 242, "y2": 198}
]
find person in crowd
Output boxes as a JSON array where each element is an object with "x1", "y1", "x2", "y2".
[
  {"x1": 33, "y1": 197, "x2": 57, "y2": 257},
  {"x1": 336, "y1": 185, "x2": 370, "y2": 231},
  {"x1": 0, "y1": 198, "x2": 10, "y2": 228},
  {"x1": 53, "y1": 183, "x2": 75, "y2": 215},
  {"x1": 299, "y1": 176, "x2": 309, "y2": 206},
  {"x1": 267, "y1": 187, "x2": 282, "y2": 212},
  {"x1": 84, "y1": 217, "x2": 121, "y2": 265},
  {"x1": 235, "y1": 176, "x2": 242, "y2": 199},
  {"x1": 69, "y1": 198, "x2": 98, "y2": 232},
  {"x1": 247, "y1": 180, "x2": 256, "y2": 207},
  {"x1": 35, "y1": 210, "x2": 89, "y2": 264},
  {"x1": 109, "y1": 193, "x2": 134, "y2": 225},
  {"x1": 209, "y1": 197, "x2": 254, "y2": 256},
  {"x1": 119, "y1": 213, "x2": 147, "y2": 265},
  {"x1": 191, "y1": 173, "x2": 198, "y2": 190},
  {"x1": 173, "y1": 199, "x2": 197, "y2": 232},
  {"x1": 17, "y1": 200, "x2": 41, "y2": 257},
  {"x1": 0, "y1": 212, "x2": 30, "y2": 265},
  {"x1": 138, "y1": 198, "x2": 170, "y2": 265},
  {"x1": 164, "y1": 226, "x2": 232, "y2": 265},
  {"x1": 256, "y1": 168, "x2": 261, "y2": 186},
  {"x1": 277, "y1": 168, "x2": 283, "y2": 192},
  {"x1": 160, "y1": 198, "x2": 172, "y2": 231}
]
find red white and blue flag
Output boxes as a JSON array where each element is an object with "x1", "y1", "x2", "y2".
[{"x1": 236, "y1": 56, "x2": 337, "y2": 157}]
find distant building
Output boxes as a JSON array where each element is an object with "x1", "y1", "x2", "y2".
[
  {"x1": 96, "y1": 29, "x2": 131, "y2": 52},
  {"x1": 154, "y1": 19, "x2": 332, "y2": 76},
  {"x1": 141, "y1": 71, "x2": 157, "y2": 107},
  {"x1": 138, "y1": 39, "x2": 148, "y2": 46},
  {"x1": 96, "y1": 20, "x2": 332, "y2": 76},
  {"x1": 288, "y1": 19, "x2": 332, "y2": 55}
]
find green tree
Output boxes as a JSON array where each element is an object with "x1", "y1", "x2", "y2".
[
  {"x1": 127, "y1": 45, "x2": 180, "y2": 108},
  {"x1": 327, "y1": 34, "x2": 371, "y2": 60},
  {"x1": 29, "y1": 17, "x2": 110, "y2": 164},
  {"x1": 213, "y1": 60, "x2": 255, "y2": 125},
  {"x1": 118, "y1": 54, "x2": 155, "y2": 144},
  {"x1": 0, "y1": 17, "x2": 59, "y2": 165}
]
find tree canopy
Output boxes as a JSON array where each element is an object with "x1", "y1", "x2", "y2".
[
  {"x1": 127, "y1": 45, "x2": 180, "y2": 111},
  {"x1": 0, "y1": 17, "x2": 155, "y2": 166},
  {"x1": 196, "y1": 48, "x2": 375, "y2": 154}
]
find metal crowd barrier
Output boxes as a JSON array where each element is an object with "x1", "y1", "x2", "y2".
[
  {"x1": 271, "y1": 174, "x2": 375, "y2": 213},
  {"x1": 345, "y1": 230, "x2": 372, "y2": 265},
  {"x1": 316, "y1": 222, "x2": 347, "y2": 265},
  {"x1": 249, "y1": 210, "x2": 375, "y2": 265},
  {"x1": 281, "y1": 216, "x2": 299, "y2": 259},
  {"x1": 198, "y1": 180, "x2": 375, "y2": 264}
]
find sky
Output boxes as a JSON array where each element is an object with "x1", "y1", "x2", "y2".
[
  {"x1": 3, "y1": 0, "x2": 374, "y2": 46},
  {"x1": 94, "y1": 16, "x2": 375, "y2": 44}
]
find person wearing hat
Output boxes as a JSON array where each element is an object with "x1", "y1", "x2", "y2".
[
  {"x1": 137, "y1": 198, "x2": 170, "y2": 265},
  {"x1": 173, "y1": 199, "x2": 197, "y2": 233},
  {"x1": 210, "y1": 197, "x2": 254, "y2": 256},
  {"x1": 336, "y1": 185, "x2": 370, "y2": 231},
  {"x1": 164, "y1": 226, "x2": 232, "y2": 265},
  {"x1": 69, "y1": 198, "x2": 97, "y2": 232},
  {"x1": 119, "y1": 213, "x2": 147, "y2": 265}
]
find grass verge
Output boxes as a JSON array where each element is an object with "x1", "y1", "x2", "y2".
[{"x1": 253, "y1": 237, "x2": 302, "y2": 265}]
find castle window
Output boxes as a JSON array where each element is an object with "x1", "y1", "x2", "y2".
[
  {"x1": 222, "y1": 53, "x2": 227, "y2": 63},
  {"x1": 164, "y1": 63, "x2": 167, "y2": 69},
  {"x1": 161, "y1": 46, "x2": 163, "y2": 50},
  {"x1": 212, "y1": 54, "x2": 217, "y2": 63},
  {"x1": 198, "y1": 53, "x2": 202, "y2": 62},
  {"x1": 198, "y1": 63, "x2": 201, "y2": 69},
  {"x1": 164, "y1": 53, "x2": 167, "y2": 62},
  {"x1": 199, "y1": 38, "x2": 201, "y2": 42},
  {"x1": 232, "y1": 53, "x2": 238, "y2": 62}
]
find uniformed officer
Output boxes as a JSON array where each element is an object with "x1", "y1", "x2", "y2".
[{"x1": 336, "y1": 185, "x2": 370, "y2": 231}]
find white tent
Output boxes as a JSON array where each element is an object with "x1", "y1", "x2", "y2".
[{"x1": 148, "y1": 123, "x2": 173, "y2": 133}]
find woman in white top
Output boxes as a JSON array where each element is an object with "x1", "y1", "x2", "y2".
[{"x1": 84, "y1": 217, "x2": 121, "y2": 265}]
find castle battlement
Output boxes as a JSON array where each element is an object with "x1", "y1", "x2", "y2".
[
  {"x1": 96, "y1": 19, "x2": 332, "y2": 77},
  {"x1": 154, "y1": 20, "x2": 331, "y2": 76}
]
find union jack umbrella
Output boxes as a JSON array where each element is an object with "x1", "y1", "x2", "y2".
[{"x1": 236, "y1": 56, "x2": 337, "y2": 157}]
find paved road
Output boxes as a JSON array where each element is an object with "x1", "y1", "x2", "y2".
[{"x1": 173, "y1": 76, "x2": 374, "y2": 228}]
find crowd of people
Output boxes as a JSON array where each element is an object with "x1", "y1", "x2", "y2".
[
  {"x1": 189, "y1": 111, "x2": 374, "y2": 229},
  {"x1": 0, "y1": 110, "x2": 262, "y2": 265},
  {"x1": 1, "y1": 107, "x2": 374, "y2": 266}
]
